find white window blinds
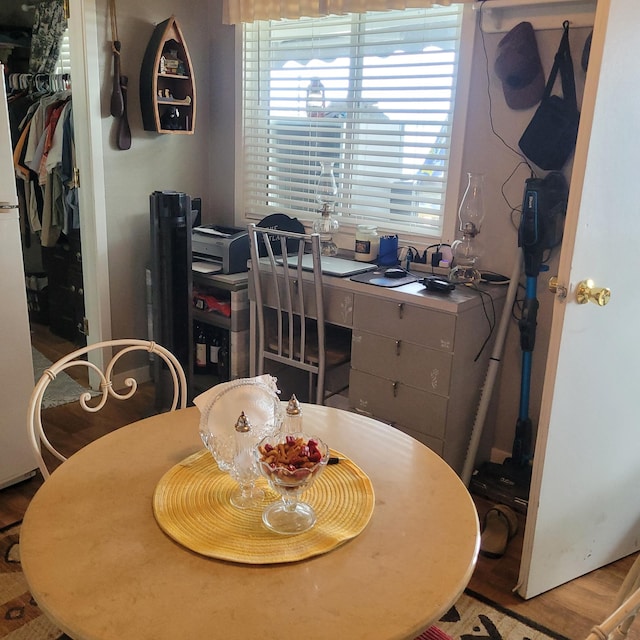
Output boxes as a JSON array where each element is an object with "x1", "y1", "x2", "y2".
[
  {"x1": 242, "y1": 5, "x2": 466, "y2": 237},
  {"x1": 54, "y1": 28, "x2": 71, "y2": 76}
]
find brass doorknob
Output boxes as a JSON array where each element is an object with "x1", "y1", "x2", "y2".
[
  {"x1": 548, "y1": 276, "x2": 567, "y2": 299},
  {"x1": 576, "y1": 279, "x2": 611, "y2": 306}
]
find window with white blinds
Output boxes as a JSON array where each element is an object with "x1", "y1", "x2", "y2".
[
  {"x1": 241, "y1": 5, "x2": 471, "y2": 238},
  {"x1": 54, "y1": 28, "x2": 71, "y2": 76}
]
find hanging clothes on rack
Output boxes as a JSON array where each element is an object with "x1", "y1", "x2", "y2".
[
  {"x1": 6, "y1": 71, "x2": 86, "y2": 343},
  {"x1": 8, "y1": 77, "x2": 76, "y2": 248}
]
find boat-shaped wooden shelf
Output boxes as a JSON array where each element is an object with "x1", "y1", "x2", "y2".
[{"x1": 140, "y1": 16, "x2": 196, "y2": 135}]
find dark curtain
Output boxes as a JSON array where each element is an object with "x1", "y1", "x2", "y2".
[{"x1": 28, "y1": 0, "x2": 67, "y2": 75}]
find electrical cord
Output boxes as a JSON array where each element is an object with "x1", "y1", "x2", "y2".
[
  {"x1": 511, "y1": 281, "x2": 527, "y2": 323},
  {"x1": 456, "y1": 282, "x2": 497, "y2": 362},
  {"x1": 479, "y1": 270, "x2": 510, "y2": 285},
  {"x1": 477, "y1": 1, "x2": 537, "y2": 174},
  {"x1": 477, "y1": 1, "x2": 541, "y2": 236},
  {"x1": 404, "y1": 243, "x2": 451, "y2": 273}
]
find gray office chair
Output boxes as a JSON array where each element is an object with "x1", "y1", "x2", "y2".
[
  {"x1": 27, "y1": 339, "x2": 187, "y2": 479},
  {"x1": 248, "y1": 224, "x2": 350, "y2": 405}
]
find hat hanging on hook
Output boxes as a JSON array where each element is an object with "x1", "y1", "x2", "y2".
[{"x1": 494, "y1": 22, "x2": 545, "y2": 110}]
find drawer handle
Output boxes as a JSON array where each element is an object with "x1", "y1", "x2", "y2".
[
  {"x1": 392, "y1": 381, "x2": 399, "y2": 397},
  {"x1": 397, "y1": 303, "x2": 404, "y2": 319},
  {"x1": 395, "y1": 340, "x2": 401, "y2": 356}
]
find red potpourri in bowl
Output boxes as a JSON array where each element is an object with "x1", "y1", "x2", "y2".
[{"x1": 255, "y1": 433, "x2": 329, "y2": 534}]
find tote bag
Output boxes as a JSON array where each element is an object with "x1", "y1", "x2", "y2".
[{"x1": 519, "y1": 21, "x2": 580, "y2": 170}]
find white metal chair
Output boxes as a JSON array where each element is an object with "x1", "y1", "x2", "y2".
[
  {"x1": 248, "y1": 224, "x2": 350, "y2": 405},
  {"x1": 27, "y1": 339, "x2": 187, "y2": 479},
  {"x1": 586, "y1": 554, "x2": 640, "y2": 640}
]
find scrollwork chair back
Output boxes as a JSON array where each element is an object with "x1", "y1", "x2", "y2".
[{"x1": 27, "y1": 339, "x2": 187, "y2": 479}]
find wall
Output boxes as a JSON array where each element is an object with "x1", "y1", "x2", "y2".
[
  {"x1": 460, "y1": 21, "x2": 591, "y2": 460},
  {"x1": 93, "y1": 0, "x2": 214, "y2": 340},
  {"x1": 88, "y1": 2, "x2": 592, "y2": 466},
  {"x1": 198, "y1": 9, "x2": 593, "y2": 464},
  {"x1": 207, "y1": 5, "x2": 237, "y2": 226}
]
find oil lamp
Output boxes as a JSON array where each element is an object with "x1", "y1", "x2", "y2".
[
  {"x1": 450, "y1": 172, "x2": 486, "y2": 284},
  {"x1": 312, "y1": 161, "x2": 339, "y2": 256}
]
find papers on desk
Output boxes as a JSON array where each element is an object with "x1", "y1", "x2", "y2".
[
  {"x1": 193, "y1": 226, "x2": 233, "y2": 238},
  {"x1": 192, "y1": 261, "x2": 222, "y2": 274},
  {"x1": 279, "y1": 255, "x2": 378, "y2": 277}
]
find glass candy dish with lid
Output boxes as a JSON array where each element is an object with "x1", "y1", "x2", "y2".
[{"x1": 196, "y1": 375, "x2": 283, "y2": 473}]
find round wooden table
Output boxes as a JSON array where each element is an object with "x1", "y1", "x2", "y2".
[{"x1": 21, "y1": 405, "x2": 479, "y2": 640}]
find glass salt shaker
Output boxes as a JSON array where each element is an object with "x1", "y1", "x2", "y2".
[
  {"x1": 284, "y1": 394, "x2": 303, "y2": 434},
  {"x1": 229, "y1": 411, "x2": 264, "y2": 508}
]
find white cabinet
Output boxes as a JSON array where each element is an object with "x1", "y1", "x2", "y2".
[{"x1": 349, "y1": 288, "x2": 504, "y2": 474}]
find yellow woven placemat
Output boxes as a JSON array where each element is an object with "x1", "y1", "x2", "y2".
[{"x1": 153, "y1": 448, "x2": 375, "y2": 564}]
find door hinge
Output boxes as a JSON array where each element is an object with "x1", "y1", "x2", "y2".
[
  {"x1": 73, "y1": 167, "x2": 80, "y2": 188},
  {"x1": 64, "y1": 0, "x2": 70, "y2": 20}
]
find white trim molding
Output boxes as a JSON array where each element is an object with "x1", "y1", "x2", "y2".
[{"x1": 474, "y1": 0, "x2": 596, "y2": 33}]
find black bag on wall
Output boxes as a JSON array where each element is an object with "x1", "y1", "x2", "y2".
[{"x1": 518, "y1": 21, "x2": 580, "y2": 170}]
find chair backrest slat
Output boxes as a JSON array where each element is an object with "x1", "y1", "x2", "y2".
[{"x1": 247, "y1": 224, "x2": 326, "y2": 401}]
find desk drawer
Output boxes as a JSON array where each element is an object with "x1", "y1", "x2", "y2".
[
  {"x1": 257, "y1": 276, "x2": 353, "y2": 327},
  {"x1": 349, "y1": 370, "x2": 447, "y2": 440},
  {"x1": 351, "y1": 330, "x2": 451, "y2": 397},
  {"x1": 353, "y1": 294, "x2": 455, "y2": 352}
]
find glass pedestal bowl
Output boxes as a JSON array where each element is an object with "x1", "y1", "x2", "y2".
[{"x1": 255, "y1": 433, "x2": 329, "y2": 535}]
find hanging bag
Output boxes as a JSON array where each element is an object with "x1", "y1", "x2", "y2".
[{"x1": 518, "y1": 21, "x2": 580, "y2": 170}]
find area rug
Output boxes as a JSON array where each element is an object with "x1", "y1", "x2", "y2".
[
  {"x1": 1, "y1": 523, "x2": 568, "y2": 640},
  {"x1": 31, "y1": 348, "x2": 98, "y2": 410},
  {"x1": 417, "y1": 590, "x2": 569, "y2": 640},
  {"x1": 0, "y1": 524, "x2": 62, "y2": 640}
]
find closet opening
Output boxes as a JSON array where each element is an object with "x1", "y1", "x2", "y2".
[{"x1": 2, "y1": 0, "x2": 86, "y2": 377}]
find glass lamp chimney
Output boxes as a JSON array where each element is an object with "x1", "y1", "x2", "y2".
[
  {"x1": 306, "y1": 78, "x2": 326, "y2": 118},
  {"x1": 450, "y1": 172, "x2": 486, "y2": 284}
]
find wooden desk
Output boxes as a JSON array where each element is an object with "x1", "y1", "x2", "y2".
[
  {"x1": 21, "y1": 405, "x2": 479, "y2": 640},
  {"x1": 249, "y1": 264, "x2": 505, "y2": 474}
]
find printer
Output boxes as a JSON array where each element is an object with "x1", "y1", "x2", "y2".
[{"x1": 192, "y1": 225, "x2": 250, "y2": 274}]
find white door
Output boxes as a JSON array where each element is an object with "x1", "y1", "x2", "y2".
[{"x1": 517, "y1": 0, "x2": 640, "y2": 598}]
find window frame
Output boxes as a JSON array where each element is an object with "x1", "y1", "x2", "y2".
[{"x1": 235, "y1": 4, "x2": 476, "y2": 247}]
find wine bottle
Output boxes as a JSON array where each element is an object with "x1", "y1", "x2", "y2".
[{"x1": 194, "y1": 324, "x2": 207, "y2": 374}]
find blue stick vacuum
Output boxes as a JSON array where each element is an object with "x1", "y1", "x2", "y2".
[{"x1": 469, "y1": 172, "x2": 568, "y2": 512}]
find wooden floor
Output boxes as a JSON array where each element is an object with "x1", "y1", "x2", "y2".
[{"x1": 2, "y1": 324, "x2": 638, "y2": 640}]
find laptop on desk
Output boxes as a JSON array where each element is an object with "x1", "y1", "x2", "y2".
[{"x1": 279, "y1": 255, "x2": 378, "y2": 278}]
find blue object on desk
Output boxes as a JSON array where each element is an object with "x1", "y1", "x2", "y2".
[{"x1": 378, "y1": 235, "x2": 399, "y2": 266}]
